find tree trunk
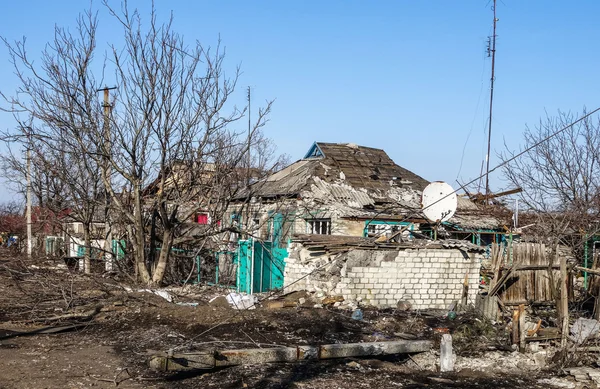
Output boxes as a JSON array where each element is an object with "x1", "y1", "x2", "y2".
[
  {"x1": 152, "y1": 229, "x2": 173, "y2": 286},
  {"x1": 133, "y1": 189, "x2": 151, "y2": 284},
  {"x1": 83, "y1": 224, "x2": 91, "y2": 274}
]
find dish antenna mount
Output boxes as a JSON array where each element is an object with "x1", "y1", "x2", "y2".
[{"x1": 421, "y1": 182, "x2": 458, "y2": 223}]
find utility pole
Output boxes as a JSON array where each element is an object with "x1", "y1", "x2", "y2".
[
  {"x1": 247, "y1": 86, "x2": 251, "y2": 187},
  {"x1": 484, "y1": 0, "x2": 498, "y2": 201},
  {"x1": 98, "y1": 86, "x2": 116, "y2": 271},
  {"x1": 26, "y1": 131, "x2": 32, "y2": 258}
]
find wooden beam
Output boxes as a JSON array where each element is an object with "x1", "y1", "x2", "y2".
[
  {"x1": 574, "y1": 266, "x2": 600, "y2": 276},
  {"x1": 560, "y1": 255, "x2": 569, "y2": 349}
]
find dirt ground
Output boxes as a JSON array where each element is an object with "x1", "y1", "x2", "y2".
[{"x1": 0, "y1": 252, "x2": 566, "y2": 388}]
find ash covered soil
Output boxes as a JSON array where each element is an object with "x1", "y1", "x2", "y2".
[{"x1": 0, "y1": 253, "x2": 560, "y2": 388}]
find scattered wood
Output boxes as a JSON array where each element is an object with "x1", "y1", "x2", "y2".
[
  {"x1": 574, "y1": 266, "x2": 600, "y2": 276},
  {"x1": 518, "y1": 304, "x2": 527, "y2": 352},
  {"x1": 490, "y1": 264, "x2": 519, "y2": 297},
  {"x1": 560, "y1": 255, "x2": 569, "y2": 349},
  {"x1": 512, "y1": 265, "x2": 560, "y2": 271},
  {"x1": 22, "y1": 307, "x2": 100, "y2": 324},
  {"x1": 511, "y1": 309, "x2": 520, "y2": 346},
  {"x1": 527, "y1": 319, "x2": 542, "y2": 337}
]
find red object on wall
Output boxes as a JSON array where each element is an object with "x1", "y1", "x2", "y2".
[{"x1": 197, "y1": 214, "x2": 208, "y2": 224}]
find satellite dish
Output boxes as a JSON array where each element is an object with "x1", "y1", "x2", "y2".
[{"x1": 422, "y1": 181, "x2": 457, "y2": 223}]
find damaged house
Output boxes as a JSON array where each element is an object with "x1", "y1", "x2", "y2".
[
  {"x1": 227, "y1": 142, "x2": 507, "y2": 308},
  {"x1": 231, "y1": 142, "x2": 503, "y2": 244}
]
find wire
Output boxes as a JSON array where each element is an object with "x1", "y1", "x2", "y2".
[{"x1": 170, "y1": 106, "x2": 600, "y2": 351}]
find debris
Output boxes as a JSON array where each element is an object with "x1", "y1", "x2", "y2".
[
  {"x1": 565, "y1": 367, "x2": 600, "y2": 385},
  {"x1": 25, "y1": 307, "x2": 100, "y2": 323},
  {"x1": 351, "y1": 309, "x2": 363, "y2": 321},
  {"x1": 527, "y1": 319, "x2": 542, "y2": 337},
  {"x1": 264, "y1": 300, "x2": 296, "y2": 309},
  {"x1": 429, "y1": 377, "x2": 454, "y2": 384},
  {"x1": 0, "y1": 323, "x2": 92, "y2": 340},
  {"x1": 322, "y1": 295, "x2": 344, "y2": 305},
  {"x1": 396, "y1": 300, "x2": 412, "y2": 311},
  {"x1": 346, "y1": 361, "x2": 361, "y2": 369},
  {"x1": 176, "y1": 302, "x2": 199, "y2": 307},
  {"x1": 537, "y1": 378, "x2": 576, "y2": 389},
  {"x1": 225, "y1": 293, "x2": 258, "y2": 310},
  {"x1": 439, "y1": 334, "x2": 454, "y2": 372},
  {"x1": 126, "y1": 288, "x2": 174, "y2": 302},
  {"x1": 394, "y1": 332, "x2": 418, "y2": 340},
  {"x1": 149, "y1": 340, "x2": 433, "y2": 371},
  {"x1": 208, "y1": 296, "x2": 231, "y2": 308},
  {"x1": 570, "y1": 318, "x2": 600, "y2": 344}
]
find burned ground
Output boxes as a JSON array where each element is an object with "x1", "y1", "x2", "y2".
[{"x1": 0, "y1": 252, "x2": 570, "y2": 388}]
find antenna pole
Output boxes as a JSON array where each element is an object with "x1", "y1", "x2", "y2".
[
  {"x1": 247, "y1": 86, "x2": 251, "y2": 186},
  {"x1": 485, "y1": 0, "x2": 498, "y2": 201}
]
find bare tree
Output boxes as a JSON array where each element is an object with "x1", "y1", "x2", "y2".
[
  {"x1": 501, "y1": 109, "x2": 600, "y2": 249},
  {"x1": 1, "y1": 4, "x2": 282, "y2": 285},
  {"x1": 1, "y1": 11, "x2": 106, "y2": 272}
]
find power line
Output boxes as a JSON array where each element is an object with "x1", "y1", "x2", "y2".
[{"x1": 170, "y1": 106, "x2": 600, "y2": 350}]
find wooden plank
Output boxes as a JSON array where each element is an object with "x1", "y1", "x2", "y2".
[
  {"x1": 574, "y1": 266, "x2": 600, "y2": 276},
  {"x1": 519, "y1": 304, "x2": 526, "y2": 352},
  {"x1": 560, "y1": 254, "x2": 569, "y2": 349},
  {"x1": 512, "y1": 309, "x2": 520, "y2": 346},
  {"x1": 513, "y1": 265, "x2": 560, "y2": 271}
]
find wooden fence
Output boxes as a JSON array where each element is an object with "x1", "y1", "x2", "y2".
[{"x1": 488, "y1": 242, "x2": 560, "y2": 305}]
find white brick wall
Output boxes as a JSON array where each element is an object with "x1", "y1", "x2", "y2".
[{"x1": 283, "y1": 248, "x2": 482, "y2": 310}]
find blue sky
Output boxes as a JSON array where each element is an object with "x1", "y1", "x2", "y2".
[{"x1": 0, "y1": 1, "x2": 598, "y2": 202}]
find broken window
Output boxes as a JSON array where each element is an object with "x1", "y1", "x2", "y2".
[
  {"x1": 365, "y1": 221, "x2": 413, "y2": 242},
  {"x1": 306, "y1": 218, "x2": 331, "y2": 235}
]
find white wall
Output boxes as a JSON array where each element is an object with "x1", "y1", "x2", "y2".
[{"x1": 283, "y1": 247, "x2": 481, "y2": 310}]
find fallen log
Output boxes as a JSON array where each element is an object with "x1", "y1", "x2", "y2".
[{"x1": 149, "y1": 339, "x2": 433, "y2": 372}]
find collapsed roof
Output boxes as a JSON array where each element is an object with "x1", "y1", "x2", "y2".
[{"x1": 241, "y1": 142, "x2": 503, "y2": 230}]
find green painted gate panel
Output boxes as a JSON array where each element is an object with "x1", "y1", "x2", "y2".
[
  {"x1": 271, "y1": 246, "x2": 286, "y2": 290},
  {"x1": 236, "y1": 240, "x2": 287, "y2": 293},
  {"x1": 252, "y1": 241, "x2": 269, "y2": 293},
  {"x1": 237, "y1": 240, "x2": 251, "y2": 293}
]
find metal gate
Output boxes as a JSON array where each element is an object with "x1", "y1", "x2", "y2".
[{"x1": 237, "y1": 239, "x2": 286, "y2": 293}]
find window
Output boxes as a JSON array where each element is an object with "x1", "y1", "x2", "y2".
[
  {"x1": 306, "y1": 218, "x2": 331, "y2": 235},
  {"x1": 196, "y1": 213, "x2": 209, "y2": 225},
  {"x1": 364, "y1": 221, "x2": 414, "y2": 242},
  {"x1": 367, "y1": 223, "x2": 398, "y2": 236}
]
